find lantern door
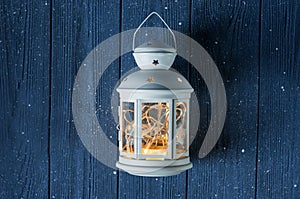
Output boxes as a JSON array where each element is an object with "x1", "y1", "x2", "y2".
[
  {"x1": 119, "y1": 100, "x2": 137, "y2": 158},
  {"x1": 137, "y1": 100, "x2": 173, "y2": 160},
  {"x1": 173, "y1": 100, "x2": 189, "y2": 159}
]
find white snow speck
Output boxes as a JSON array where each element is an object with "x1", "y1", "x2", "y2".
[
  {"x1": 281, "y1": 86, "x2": 285, "y2": 92},
  {"x1": 45, "y1": 2, "x2": 48, "y2": 5},
  {"x1": 214, "y1": 41, "x2": 218, "y2": 45},
  {"x1": 275, "y1": 48, "x2": 278, "y2": 51},
  {"x1": 28, "y1": 104, "x2": 31, "y2": 107},
  {"x1": 178, "y1": 22, "x2": 182, "y2": 26},
  {"x1": 109, "y1": 135, "x2": 112, "y2": 139},
  {"x1": 113, "y1": 171, "x2": 117, "y2": 175},
  {"x1": 164, "y1": 6, "x2": 168, "y2": 10},
  {"x1": 241, "y1": 149, "x2": 245, "y2": 153},
  {"x1": 283, "y1": 71, "x2": 286, "y2": 75},
  {"x1": 294, "y1": 184, "x2": 297, "y2": 188},
  {"x1": 21, "y1": 132, "x2": 25, "y2": 135},
  {"x1": 155, "y1": 178, "x2": 158, "y2": 181}
]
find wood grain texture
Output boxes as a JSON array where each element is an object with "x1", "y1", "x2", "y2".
[
  {"x1": 257, "y1": 0, "x2": 300, "y2": 198},
  {"x1": 0, "y1": 0, "x2": 50, "y2": 198},
  {"x1": 189, "y1": 0, "x2": 260, "y2": 198},
  {"x1": 50, "y1": 0, "x2": 120, "y2": 198},
  {"x1": 0, "y1": 0, "x2": 299, "y2": 198}
]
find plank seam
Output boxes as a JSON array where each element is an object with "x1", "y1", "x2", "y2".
[
  {"x1": 186, "y1": 0, "x2": 193, "y2": 198},
  {"x1": 48, "y1": 0, "x2": 53, "y2": 198},
  {"x1": 117, "y1": 0, "x2": 122, "y2": 199},
  {"x1": 254, "y1": 0, "x2": 263, "y2": 198}
]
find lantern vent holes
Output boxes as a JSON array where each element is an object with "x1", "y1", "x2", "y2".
[
  {"x1": 147, "y1": 77, "x2": 154, "y2": 82},
  {"x1": 152, "y1": 59, "x2": 159, "y2": 66}
]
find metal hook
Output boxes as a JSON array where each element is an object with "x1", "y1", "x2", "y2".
[{"x1": 132, "y1": 12, "x2": 177, "y2": 51}]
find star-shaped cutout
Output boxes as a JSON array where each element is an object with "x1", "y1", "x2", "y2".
[
  {"x1": 152, "y1": 60, "x2": 159, "y2": 66},
  {"x1": 147, "y1": 77, "x2": 154, "y2": 82}
]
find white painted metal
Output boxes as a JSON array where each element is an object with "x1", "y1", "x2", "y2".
[
  {"x1": 116, "y1": 13, "x2": 194, "y2": 176},
  {"x1": 133, "y1": 41, "x2": 177, "y2": 70}
]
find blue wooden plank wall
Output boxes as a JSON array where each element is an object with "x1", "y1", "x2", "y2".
[{"x1": 0, "y1": 0, "x2": 299, "y2": 198}]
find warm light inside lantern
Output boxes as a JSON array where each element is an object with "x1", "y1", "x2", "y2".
[
  {"x1": 141, "y1": 102, "x2": 169, "y2": 156},
  {"x1": 121, "y1": 102, "x2": 135, "y2": 154},
  {"x1": 175, "y1": 102, "x2": 188, "y2": 155},
  {"x1": 121, "y1": 101, "x2": 188, "y2": 158}
]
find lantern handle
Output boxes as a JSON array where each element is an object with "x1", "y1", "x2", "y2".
[{"x1": 132, "y1": 12, "x2": 177, "y2": 51}]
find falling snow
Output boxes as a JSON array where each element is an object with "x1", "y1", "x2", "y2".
[
  {"x1": 178, "y1": 22, "x2": 182, "y2": 26},
  {"x1": 241, "y1": 149, "x2": 245, "y2": 153},
  {"x1": 113, "y1": 171, "x2": 117, "y2": 175}
]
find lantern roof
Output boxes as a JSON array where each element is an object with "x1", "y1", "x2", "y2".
[{"x1": 117, "y1": 69, "x2": 193, "y2": 92}]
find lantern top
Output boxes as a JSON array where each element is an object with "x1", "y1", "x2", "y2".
[
  {"x1": 132, "y1": 12, "x2": 177, "y2": 70},
  {"x1": 133, "y1": 41, "x2": 177, "y2": 70}
]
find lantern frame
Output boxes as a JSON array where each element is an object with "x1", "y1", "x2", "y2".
[{"x1": 116, "y1": 12, "x2": 193, "y2": 176}]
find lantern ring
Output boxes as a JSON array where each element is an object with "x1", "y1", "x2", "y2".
[{"x1": 132, "y1": 12, "x2": 177, "y2": 50}]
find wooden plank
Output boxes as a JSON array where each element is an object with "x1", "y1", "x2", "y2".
[
  {"x1": 257, "y1": 0, "x2": 300, "y2": 198},
  {"x1": 50, "y1": 0, "x2": 120, "y2": 198},
  {"x1": 0, "y1": 0, "x2": 50, "y2": 198},
  {"x1": 119, "y1": 1, "x2": 191, "y2": 198},
  {"x1": 188, "y1": 0, "x2": 260, "y2": 198}
]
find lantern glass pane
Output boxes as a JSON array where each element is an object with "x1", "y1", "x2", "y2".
[
  {"x1": 122, "y1": 102, "x2": 135, "y2": 153},
  {"x1": 141, "y1": 102, "x2": 169, "y2": 156},
  {"x1": 176, "y1": 102, "x2": 188, "y2": 154}
]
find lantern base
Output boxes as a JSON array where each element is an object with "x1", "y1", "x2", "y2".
[{"x1": 116, "y1": 156, "x2": 192, "y2": 177}]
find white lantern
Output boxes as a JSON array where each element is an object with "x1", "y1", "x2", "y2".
[{"x1": 116, "y1": 12, "x2": 194, "y2": 176}]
